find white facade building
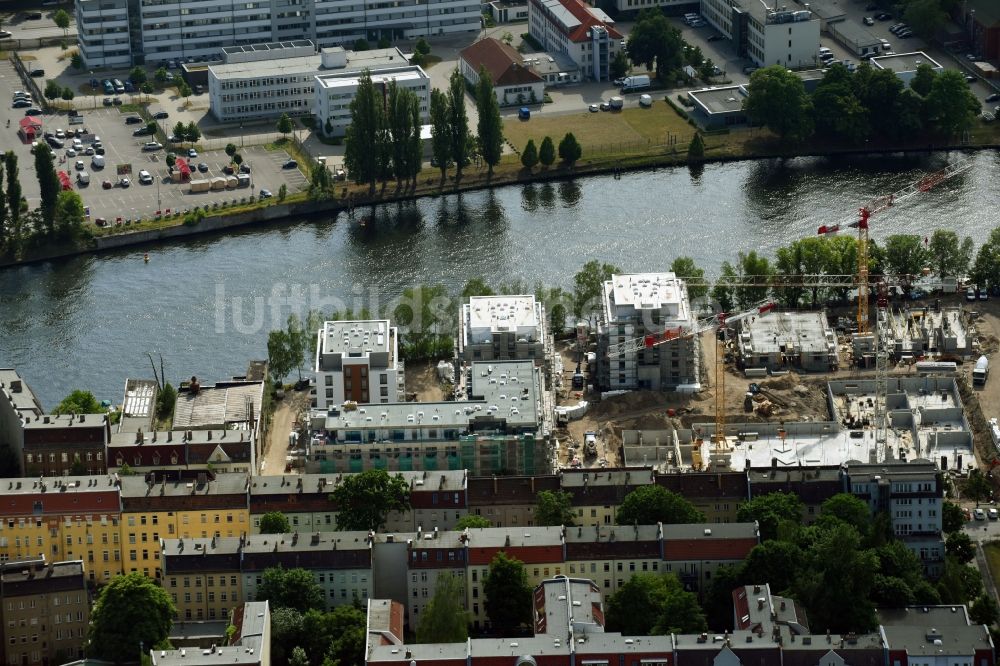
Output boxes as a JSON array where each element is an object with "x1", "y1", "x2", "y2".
[
  {"x1": 75, "y1": 0, "x2": 132, "y2": 69},
  {"x1": 314, "y1": 65, "x2": 429, "y2": 137},
  {"x1": 527, "y1": 0, "x2": 623, "y2": 82},
  {"x1": 459, "y1": 295, "x2": 548, "y2": 364},
  {"x1": 76, "y1": 0, "x2": 479, "y2": 68},
  {"x1": 208, "y1": 42, "x2": 413, "y2": 122},
  {"x1": 701, "y1": 0, "x2": 819, "y2": 69},
  {"x1": 313, "y1": 320, "x2": 405, "y2": 409}
]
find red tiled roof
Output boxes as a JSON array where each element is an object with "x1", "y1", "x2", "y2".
[
  {"x1": 460, "y1": 38, "x2": 543, "y2": 87},
  {"x1": 537, "y1": 0, "x2": 622, "y2": 42}
]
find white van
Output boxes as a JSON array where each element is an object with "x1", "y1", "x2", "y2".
[
  {"x1": 77, "y1": 171, "x2": 90, "y2": 186},
  {"x1": 639, "y1": 94, "x2": 653, "y2": 107},
  {"x1": 91, "y1": 155, "x2": 105, "y2": 169}
]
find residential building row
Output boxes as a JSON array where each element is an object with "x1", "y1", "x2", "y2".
[
  {"x1": 0, "y1": 457, "x2": 944, "y2": 584},
  {"x1": 75, "y1": 0, "x2": 480, "y2": 69},
  {"x1": 161, "y1": 521, "x2": 759, "y2": 628},
  {"x1": 0, "y1": 558, "x2": 90, "y2": 666},
  {"x1": 151, "y1": 601, "x2": 271, "y2": 666},
  {"x1": 365, "y1": 577, "x2": 995, "y2": 666}
]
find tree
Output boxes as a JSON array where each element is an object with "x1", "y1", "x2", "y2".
[
  {"x1": 626, "y1": 9, "x2": 683, "y2": 82},
  {"x1": 44, "y1": 79, "x2": 61, "y2": 101},
  {"x1": 611, "y1": 49, "x2": 630, "y2": 80},
  {"x1": 54, "y1": 190, "x2": 85, "y2": 238},
  {"x1": 172, "y1": 121, "x2": 187, "y2": 142},
  {"x1": 71, "y1": 52, "x2": 84, "y2": 69},
  {"x1": 946, "y1": 532, "x2": 975, "y2": 564},
  {"x1": 416, "y1": 573, "x2": 468, "y2": 643},
  {"x1": 53, "y1": 8, "x2": 71, "y2": 36},
  {"x1": 942, "y1": 501, "x2": 965, "y2": 534},
  {"x1": 429, "y1": 89, "x2": 451, "y2": 179},
  {"x1": 924, "y1": 70, "x2": 980, "y2": 136},
  {"x1": 276, "y1": 112, "x2": 293, "y2": 138},
  {"x1": 88, "y1": 572, "x2": 175, "y2": 663},
  {"x1": 353, "y1": 39, "x2": 370, "y2": 51},
  {"x1": 616, "y1": 485, "x2": 704, "y2": 525},
  {"x1": 329, "y1": 469, "x2": 410, "y2": 531},
  {"x1": 796, "y1": 522, "x2": 879, "y2": 633},
  {"x1": 259, "y1": 511, "x2": 291, "y2": 534},
  {"x1": 534, "y1": 490, "x2": 575, "y2": 526},
  {"x1": 538, "y1": 136, "x2": 555, "y2": 167},
  {"x1": 225, "y1": 143, "x2": 238, "y2": 158},
  {"x1": 232, "y1": 153, "x2": 244, "y2": 166},
  {"x1": 687, "y1": 132, "x2": 704, "y2": 160},
  {"x1": 140, "y1": 81, "x2": 153, "y2": 98},
  {"x1": 257, "y1": 567, "x2": 325, "y2": 613},
  {"x1": 285, "y1": 314, "x2": 308, "y2": 381},
  {"x1": 483, "y1": 552, "x2": 532, "y2": 634},
  {"x1": 558, "y1": 132, "x2": 582, "y2": 165},
  {"x1": 386, "y1": 81, "x2": 423, "y2": 185},
  {"x1": 902, "y1": 0, "x2": 947, "y2": 38},
  {"x1": 712, "y1": 261, "x2": 737, "y2": 311},
  {"x1": 734, "y1": 250, "x2": 772, "y2": 309},
  {"x1": 178, "y1": 82, "x2": 192, "y2": 99},
  {"x1": 971, "y1": 227, "x2": 1000, "y2": 291},
  {"x1": 278, "y1": 183, "x2": 287, "y2": 202},
  {"x1": 475, "y1": 67, "x2": 504, "y2": 176},
  {"x1": 744, "y1": 66, "x2": 814, "y2": 142},
  {"x1": 970, "y1": 594, "x2": 1000, "y2": 627},
  {"x1": 928, "y1": 229, "x2": 974, "y2": 279},
  {"x1": 520, "y1": 139, "x2": 538, "y2": 170},
  {"x1": 5, "y1": 152, "x2": 22, "y2": 245},
  {"x1": 812, "y1": 65, "x2": 869, "y2": 143},
  {"x1": 964, "y1": 469, "x2": 992, "y2": 506},
  {"x1": 269, "y1": 607, "x2": 304, "y2": 665},
  {"x1": 146, "y1": 120, "x2": 158, "y2": 137},
  {"x1": 344, "y1": 71, "x2": 384, "y2": 195},
  {"x1": 129, "y1": 66, "x2": 147, "y2": 85},
  {"x1": 267, "y1": 329, "x2": 296, "y2": 383},
  {"x1": 415, "y1": 38, "x2": 431, "y2": 56},
  {"x1": 447, "y1": 69, "x2": 470, "y2": 179},
  {"x1": 288, "y1": 646, "x2": 308, "y2": 666},
  {"x1": 52, "y1": 389, "x2": 103, "y2": 415},
  {"x1": 185, "y1": 122, "x2": 201, "y2": 143},
  {"x1": 155, "y1": 67, "x2": 168, "y2": 84},
  {"x1": 817, "y1": 493, "x2": 873, "y2": 541},
  {"x1": 736, "y1": 492, "x2": 803, "y2": 542},
  {"x1": 308, "y1": 164, "x2": 334, "y2": 200},
  {"x1": 668, "y1": 257, "x2": 707, "y2": 301},
  {"x1": 742, "y1": 540, "x2": 805, "y2": 595},
  {"x1": 455, "y1": 515, "x2": 491, "y2": 529},
  {"x1": 606, "y1": 573, "x2": 706, "y2": 635},
  {"x1": 883, "y1": 234, "x2": 929, "y2": 285},
  {"x1": 910, "y1": 63, "x2": 937, "y2": 97},
  {"x1": 573, "y1": 260, "x2": 619, "y2": 320},
  {"x1": 155, "y1": 382, "x2": 176, "y2": 421},
  {"x1": 60, "y1": 87, "x2": 75, "y2": 101}
]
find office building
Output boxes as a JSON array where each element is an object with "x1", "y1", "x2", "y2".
[
  {"x1": 458, "y1": 39, "x2": 545, "y2": 106},
  {"x1": 596, "y1": 273, "x2": 700, "y2": 392},
  {"x1": 313, "y1": 320, "x2": 406, "y2": 409},
  {"x1": 76, "y1": 0, "x2": 480, "y2": 68},
  {"x1": 314, "y1": 65, "x2": 430, "y2": 138},
  {"x1": 0, "y1": 558, "x2": 89, "y2": 666},
  {"x1": 527, "y1": 0, "x2": 623, "y2": 81},
  {"x1": 701, "y1": 0, "x2": 820, "y2": 68}
]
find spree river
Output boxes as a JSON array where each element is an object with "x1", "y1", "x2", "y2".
[{"x1": 2, "y1": 150, "x2": 999, "y2": 408}]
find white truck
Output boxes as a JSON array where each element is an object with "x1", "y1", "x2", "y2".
[
  {"x1": 974, "y1": 355, "x2": 989, "y2": 386},
  {"x1": 621, "y1": 74, "x2": 650, "y2": 92}
]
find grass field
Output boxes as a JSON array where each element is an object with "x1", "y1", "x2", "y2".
[
  {"x1": 984, "y1": 541, "x2": 1000, "y2": 586},
  {"x1": 503, "y1": 101, "x2": 696, "y2": 157}
]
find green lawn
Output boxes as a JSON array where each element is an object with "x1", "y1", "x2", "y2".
[{"x1": 983, "y1": 541, "x2": 1000, "y2": 587}]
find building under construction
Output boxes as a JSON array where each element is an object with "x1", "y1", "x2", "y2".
[{"x1": 737, "y1": 310, "x2": 839, "y2": 372}]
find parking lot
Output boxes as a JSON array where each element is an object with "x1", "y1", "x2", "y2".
[{"x1": 1, "y1": 59, "x2": 307, "y2": 225}]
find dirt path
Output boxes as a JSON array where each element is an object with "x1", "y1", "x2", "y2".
[{"x1": 261, "y1": 389, "x2": 311, "y2": 475}]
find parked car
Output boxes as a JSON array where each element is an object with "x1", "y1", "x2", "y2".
[
  {"x1": 975, "y1": 508, "x2": 986, "y2": 520},
  {"x1": 102, "y1": 179, "x2": 113, "y2": 189},
  {"x1": 967, "y1": 286, "x2": 978, "y2": 301},
  {"x1": 125, "y1": 116, "x2": 144, "y2": 124},
  {"x1": 29, "y1": 68, "x2": 44, "y2": 77},
  {"x1": 187, "y1": 148, "x2": 198, "y2": 158},
  {"x1": 153, "y1": 111, "x2": 169, "y2": 119},
  {"x1": 142, "y1": 141, "x2": 163, "y2": 151},
  {"x1": 0, "y1": 30, "x2": 12, "y2": 39},
  {"x1": 65, "y1": 148, "x2": 76, "y2": 157},
  {"x1": 24, "y1": 108, "x2": 43, "y2": 117},
  {"x1": 223, "y1": 165, "x2": 235, "y2": 175},
  {"x1": 965, "y1": 74, "x2": 977, "y2": 83},
  {"x1": 990, "y1": 508, "x2": 998, "y2": 520},
  {"x1": 75, "y1": 160, "x2": 85, "y2": 171},
  {"x1": 707, "y1": 34, "x2": 723, "y2": 42},
  {"x1": 103, "y1": 97, "x2": 113, "y2": 106},
  {"x1": 239, "y1": 163, "x2": 251, "y2": 174},
  {"x1": 259, "y1": 189, "x2": 273, "y2": 199},
  {"x1": 282, "y1": 159, "x2": 298, "y2": 169},
  {"x1": 863, "y1": 16, "x2": 874, "y2": 25},
  {"x1": 133, "y1": 126, "x2": 155, "y2": 136},
  {"x1": 875, "y1": 12, "x2": 891, "y2": 20},
  {"x1": 986, "y1": 93, "x2": 1000, "y2": 103},
  {"x1": 588, "y1": 103, "x2": 599, "y2": 112},
  {"x1": 112, "y1": 97, "x2": 123, "y2": 105},
  {"x1": 119, "y1": 177, "x2": 131, "y2": 187},
  {"x1": 12, "y1": 99, "x2": 31, "y2": 108},
  {"x1": 197, "y1": 162, "x2": 209, "y2": 172},
  {"x1": 138, "y1": 170, "x2": 153, "y2": 184}
]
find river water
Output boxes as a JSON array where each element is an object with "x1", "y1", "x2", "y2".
[{"x1": 2, "y1": 150, "x2": 998, "y2": 408}]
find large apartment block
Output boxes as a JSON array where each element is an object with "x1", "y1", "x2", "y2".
[
  {"x1": 458, "y1": 295, "x2": 549, "y2": 366},
  {"x1": 313, "y1": 320, "x2": 405, "y2": 410},
  {"x1": 701, "y1": 0, "x2": 820, "y2": 69},
  {"x1": 76, "y1": 0, "x2": 480, "y2": 68},
  {"x1": 0, "y1": 559, "x2": 90, "y2": 666},
  {"x1": 307, "y1": 360, "x2": 551, "y2": 475},
  {"x1": 596, "y1": 273, "x2": 700, "y2": 392},
  {"x1": 527, "y1": 0, "x2": 623, "y2": 81}
]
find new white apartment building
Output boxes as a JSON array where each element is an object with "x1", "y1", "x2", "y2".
[
  {"x1": 596, "y1": 273, "x2": 700, "y2": 392},
  {"x1": 313, "y1": 320, "x2": 405, "y2": 409},
  {"x1": 314, "y1": 64, "x2": 429, "y2": 137},
  {"x1": 701, "y1": 0, "x2": 819, "y2": 69},
  {"x1": 76, "y1": 0, "x2": 479, "y2": 68},
  {"x1": 527, "y1": 0, "x2": 623, "y2": 81},
  {"x1": 208, "y1": 41, "x2": 412, "y2": 122},
  {"x1": 458, "y1": 295, "x2": 548, "y2": 364}
]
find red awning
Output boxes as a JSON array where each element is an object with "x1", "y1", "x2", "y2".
[
  {"x1": 58, "y1": 171, "x2": 72, "y2": 190},
  {"x1": 19, "y1": 117, "x2": 42, "y2": 130}
]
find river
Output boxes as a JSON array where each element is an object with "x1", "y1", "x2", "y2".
[{"x1": 2, "y1": 150, "x2": 998, "y2": 409}]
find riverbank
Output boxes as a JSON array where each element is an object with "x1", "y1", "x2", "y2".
[{"x1": 2, "y1": 125, "x2": 998, "y2": 269}]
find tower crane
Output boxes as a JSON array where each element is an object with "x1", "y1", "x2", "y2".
[{"x1": 607, "y1": 301, "x2": 776, "y2": 467}]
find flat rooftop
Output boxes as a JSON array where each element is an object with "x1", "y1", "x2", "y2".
[
  {"x1": 222, "y1": 40, "x2": 313, "y2": 56},
  {"x1": 320, "y1": 320, "x2": 392, "y2": 357},
  {"x1": 689, "y1": 85, "x2": 748, "y2": 114},
  {"x1": 604, "y1": 273, "x2": 693, "y2": 325},
  {"x1": 872, "y1": 51, "x2": 943, "y2": 73},
  {"x1": 878, "y1": 606, "x2": 992, "y2": 656},
  {"x1": 321, "y1": 360, "x2": 541, "y2": 431},
  {"x1": 249, "y1": 470, "x2": 467, "y2": 497},
  {"x1": 740, "y1": 310, "x2": 833, "y2": 354},
  {"x1": 315, "y1": 65, "x2": 426, "y2": 90},
  {"x1": 241, "y1": 531, "x2": 372, "y2": 555},
  {"x1": 833, "y1": 20, "x2": 881, "y2": 45},
  {"x1": 173, "y1": 381, "x2": 262, "y2": 430},
  {"x1": 152, "y1": 602, "x2": 269, "y2": 666},
  {"x1": 0, "y1": 559, "x2": 85, "y2": 584},
  {"x1": 465, "y1": 295, "x2": 541, "y2": 339},
  {"x1": 0, "y1": 475, "x2": 118, "y2": 495},
  {"x1": 22, "y1": 412, "x2": 107, "y2": 430},
  {"x1": 120, "y1": 473, "x2": 248, "y2": 498},
  {"x1": 0, "y1": 368, "x2": 44, "y2": 415},
  {"x1": 213, "y1": 47, "x2": 408, "y2": 80}
]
